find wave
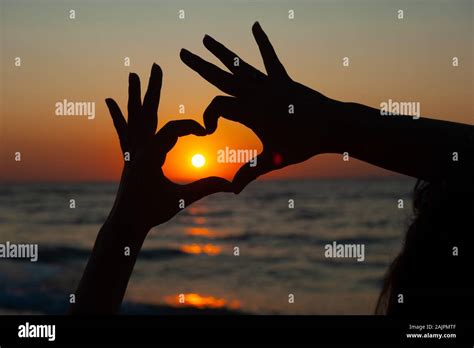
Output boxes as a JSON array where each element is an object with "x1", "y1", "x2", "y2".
[
  {"x1": 35, "y1": 245, "x2": 189, "y2": 263},
  {"x1": 320, "y1": 259, "x2": 389, "y2": 269},
  {"x1": 0, "y1": 288, "x2": 242, "y2": 315}
]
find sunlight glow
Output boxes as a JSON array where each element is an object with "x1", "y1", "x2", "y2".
[{"x1": 191, "y1": 153, "x2": 206, "y2": 168}]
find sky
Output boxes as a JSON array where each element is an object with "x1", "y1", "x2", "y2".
[{"x1": 0, "y1": 0, "x2": 472, "y2": 182}]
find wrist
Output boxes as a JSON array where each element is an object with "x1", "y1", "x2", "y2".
[
  {"x1": 107, "y1": 198, "x2": 150, "y2": 243},
  {"x1": 317, "y1": 98, "x2": 379, "y2": 156},
  {"x1": 313, "y1": 97, "x2": 348, "y2": 155},
  {"x1": 110, "y1": 166, "x2": 153, "y2": 234}
]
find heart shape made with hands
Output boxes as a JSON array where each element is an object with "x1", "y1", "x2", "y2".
[{"x1": 162, "y1": 118, "x2": 262, "y2": 184}]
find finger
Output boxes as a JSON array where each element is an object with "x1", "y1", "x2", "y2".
[
  {"x1": 180, "y1": 48, "x2": 240, "y2": 96},
  {"x1": 203, "y1": 34, "x2": 265, "y2": 80},
  {"x1": 232, "y1": 152, "x2": 274, "y2": 194},
  {"x1": 142, "y1": 63, "x2": 163, "y2": 135},
  {"x1": 128, "y1": 73, "x2": 142, "y2": 129},
  {"x1": 154, "y1": 119, "x2": 207, "y2": 154},
  {"x1": 105, "y1": 98, "x2": 128, "y2": 152},
  {"x1": 181, "y1": 176, "x2": 233, "y2": 205},
  {"x1": 252, "y1": 22, "x2": 288, "y2": 79},
  {"x1": 203, "y1": 96, "x2": 251, "y2": 134}
]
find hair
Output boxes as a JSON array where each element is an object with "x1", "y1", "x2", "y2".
[{"x1": 376, "y1": 179, "x2": 474, "y2": 316}]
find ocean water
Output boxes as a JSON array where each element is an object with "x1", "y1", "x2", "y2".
[{"x1": 0, "y1": 178, "x2": 415, "y2": 314}]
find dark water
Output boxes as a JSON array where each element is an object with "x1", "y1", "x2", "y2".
[{"x1": 0, "y1": 178, "x2": 415, "y2": 314}]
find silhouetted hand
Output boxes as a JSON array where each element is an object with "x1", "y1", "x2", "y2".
[
  {"x1": 180, "y1": 22, "x2": 340, "y2": 193},
  {"x1": 105, "y1": 64, "x2": 232, "y2": 234}
]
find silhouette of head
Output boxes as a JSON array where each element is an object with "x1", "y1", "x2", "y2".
[{"x1": 376, "y1": 179, "x2": 474, "y2": 316}]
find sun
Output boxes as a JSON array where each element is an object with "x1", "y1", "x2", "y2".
[{"x1": 191, "y1": 153, "x2": 206, "y2": 168}]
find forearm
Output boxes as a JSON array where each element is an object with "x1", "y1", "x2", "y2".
[
  {"x1": 68, "y1": 206, "x2": 148, "y2": 314},
  {"x1": 325, "y1": 100, "x2": 474, "y2": 182}
]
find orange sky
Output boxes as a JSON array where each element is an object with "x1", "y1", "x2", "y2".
[{"x1": 1, "y1": 0, "x2": 472, "y2": 183}]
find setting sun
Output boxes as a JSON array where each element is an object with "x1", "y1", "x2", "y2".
[{"x1": 191, "y1": 154, "x2": 206, "y2": 168}]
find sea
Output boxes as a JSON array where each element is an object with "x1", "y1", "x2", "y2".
[{"x1": 0, "y1": 178, "x2": 416, "y2": 314}]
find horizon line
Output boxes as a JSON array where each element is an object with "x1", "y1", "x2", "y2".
[{"x1": 0, "y1": 175, "x2": 412, "y2": 185}]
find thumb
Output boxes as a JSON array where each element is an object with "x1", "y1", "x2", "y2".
[
  {"x1": 232, "y1": 152, "x2": 276, "y2": 194},
  {"x1": 182, "y1": 176, "x2": 233, "y2": 205}
]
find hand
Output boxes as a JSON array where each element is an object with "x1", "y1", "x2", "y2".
[
  {"x1": 105, "y1": 64, "x2": 232, "y2": 234},
  {"x1": 180, "y1": 22, "x2": 341, "y2": 193}
]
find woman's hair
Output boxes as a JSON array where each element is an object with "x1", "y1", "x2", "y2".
[{"x1": 376, "y1": 179, "x2": 474, "y2": 316}]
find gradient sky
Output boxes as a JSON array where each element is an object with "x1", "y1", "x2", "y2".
[{"x1": 1, "y1": 0, "x2": 472, "y2": 182}]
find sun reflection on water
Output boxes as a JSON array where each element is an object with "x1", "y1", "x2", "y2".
[
  {"x1": 185, "y1": 227, "x2": 217, "y2": 237},
  {"x1": 180, "y1": 243, "x2": 221, "y2": 255},
  {"x1": 164, "y1": 293, "x2": 240, "y2": 310}
]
